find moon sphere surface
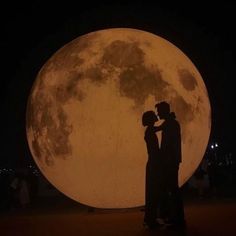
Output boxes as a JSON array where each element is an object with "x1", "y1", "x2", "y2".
[{"x1": 26, "y1": 28, "x2": 211, "y2": 208}]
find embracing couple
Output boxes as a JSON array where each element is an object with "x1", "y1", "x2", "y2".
[{"x1": 142, "y1": 101, "x2": 186, "y2": 230}]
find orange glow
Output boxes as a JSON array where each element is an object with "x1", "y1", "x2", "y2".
[{"x1": 26, "y1": 28, "x2": 211, "y2": 208}]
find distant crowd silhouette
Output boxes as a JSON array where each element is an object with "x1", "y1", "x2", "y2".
[
  {"x1": 142, "y1": 101, "x2": 185, "y2": 230},
  {"x1": 0, "y1": 169, "x2": 38, "y2": 211}
]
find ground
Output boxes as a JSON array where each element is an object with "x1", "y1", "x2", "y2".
[{"x1": 1, "y1": 196, "x2": 236, "y2": 236}]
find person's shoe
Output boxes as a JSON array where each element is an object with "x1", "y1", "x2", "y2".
[
  {"x1": 156, "y1": 218, "x2": 165, "y2": 225},
  {"x1": 143, "y1": 221, "x2": 162, "y2": 230},
  {"x1": 165, "y1": 220, "x2": 186, "y2": 230}
]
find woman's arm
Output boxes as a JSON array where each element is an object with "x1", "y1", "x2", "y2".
[
  {"x1": 153, "y1": 112, "x2": 175, "y2": 132},
  {"x1": 153, "y1": 122, "x2": 165, "y2": 132}
]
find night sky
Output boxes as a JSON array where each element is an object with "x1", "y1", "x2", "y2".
[{"x1": 1, "y1": 1, "x2": 235, "y2": 167}]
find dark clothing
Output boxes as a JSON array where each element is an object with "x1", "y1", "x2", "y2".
[
  {"x1": 155, "y1": 114, "x2": 185, "y2": 223},
  {"x1": 144, "y1": 126, "x2": 162, "y2": 225},
  {"x1": 144, "y1": 126, "x2": 160, "y2": 161},
  {"x1": 164, "y1": 165, "x2": 185, "y2": 223},
  {"x1": 159, "y1": 116, "x2": 181, "y2": 166}
]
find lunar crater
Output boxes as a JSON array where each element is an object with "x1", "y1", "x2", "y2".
[
  {"x1": 102, "y1": 40, "x2": 145, "y2": 68},
  {"x1": 178, "y1": 69, "x2": 198, "y2": 91}
]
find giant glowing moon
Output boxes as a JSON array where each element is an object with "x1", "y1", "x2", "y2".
[{"x1": 26, "y1": 28, "x2": 211, "y2": 208}]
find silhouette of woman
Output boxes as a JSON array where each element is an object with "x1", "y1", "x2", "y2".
[{"x1": 142, "y1": 111, "x2": 162, "y2": 229}]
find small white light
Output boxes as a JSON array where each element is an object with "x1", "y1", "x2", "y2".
[
  {"x1": 215, "y1": 143, "x2": 218, "y2": 147},
  {"x1": 211, "y1": 145, "x2": 214, "y2": 149}
]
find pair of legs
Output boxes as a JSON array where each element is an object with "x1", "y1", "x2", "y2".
[
  {"x1": 144, "y1": 162, "x2": 162, "y2": 227},
  {"x1": 161, "y1": 165, "x2": 185, "y2": 224}
]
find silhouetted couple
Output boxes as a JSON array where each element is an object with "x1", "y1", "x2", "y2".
[{"x1": 142, "y1": 101, "x2": 185, "y2": 230}]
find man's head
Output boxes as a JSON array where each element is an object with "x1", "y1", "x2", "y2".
[{"x1": 155, "y1": 101, "x2": 170, "y2": 119}]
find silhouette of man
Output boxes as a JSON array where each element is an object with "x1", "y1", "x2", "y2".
[
  {"x1": 142, "y1": 111, "x2": 163, "y2": 229},
  {"x1": 154, "y1": 101, "x2": 185, "y2": 229}
]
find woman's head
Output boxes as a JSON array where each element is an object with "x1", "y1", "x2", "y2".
[{"x1": 142, "y1": 111, "x2": 158, "y2": 126}]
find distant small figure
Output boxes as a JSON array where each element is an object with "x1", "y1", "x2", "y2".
[
  {"x1": 19, "y1": 175, "x2": 30, "y2": 208},
  {"x1": 194, "y1": 166, "x2": 206, "y2": 199},
  {"x1": 28, "y1": 171, "x2": 39, "y2": 203},
  {"x1": 207, "y1": 152, "x2": 219, "y2": 197},
  {"x1": 10, "y1": 173, "x2": 30, "y2": 209}
]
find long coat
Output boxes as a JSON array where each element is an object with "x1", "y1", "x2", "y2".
[
  {"x1": 144, "y1": 126, "x2": 162, "y2": 224},
  {"x1": 154, "y1": 114, "x2": 182, "y2": 190}
]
